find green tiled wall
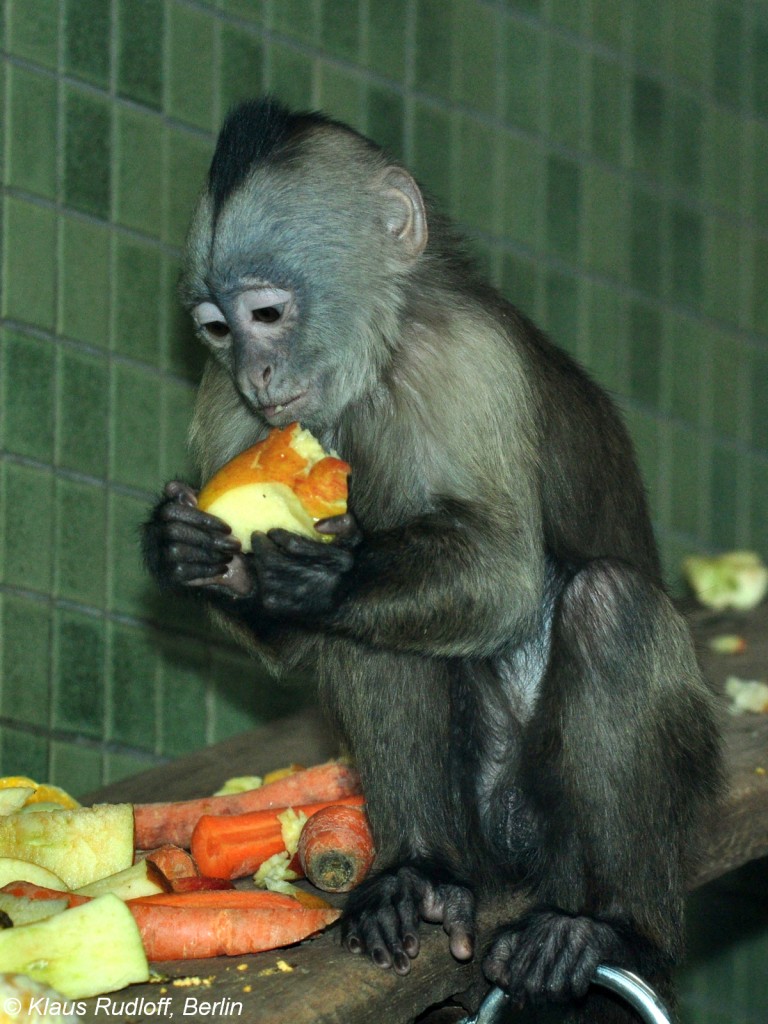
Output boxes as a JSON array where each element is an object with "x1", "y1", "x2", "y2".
[
  {"x1": 0, "y1": 0, "x2": 765, "y2": 788},
  {"x1": 0, "y1": 0, "x2": 766, "y2": 1015}
]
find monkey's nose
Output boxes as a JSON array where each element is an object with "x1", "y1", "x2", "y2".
[{"x1": 262, "y1": 365, "x2": 272, "y2": 385}]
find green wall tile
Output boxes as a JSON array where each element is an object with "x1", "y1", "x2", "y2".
[
  {"x1": 752, "y1": 123, "x2": 768, "y2": 232},
  {"x1": 548, "y1": 38, "x2": 584, "y2": 150},
  {"x1": 1, "y1": 463, "x2": 55, "y2": 594},
  {"x1": 271, "y1": 0, "x2": 318, "y2": 44},
  {"x1": 0, "y1": 730, "x2": 49, "y2": 782},
  {"x1": 586, "y1": 284, "x2": 627, "y2": 394},
  {"x1": 320, "y1": 0, "x2": 360, "y2": 61},
  {"x1": 631, "y1": 0, "x2": 665, "y2": 66},
  {"x1": 667, "y1": 315, "x2": 704, "y2": 428},
  {"x1": 452, "y1": 0, "x2": 497, "y2": 116},
  {"x1": 366, "y1": 0, "x2": 407, "y2": 81},
  {"x1": 544, "y1": 270, "x2": 579, "y2": 356},
  {"x1": 501, "y1": 134, "x2": 543, "y2": 250},
  {"x1": 669, "y1": 0, "x2": 711, "y2": 89},
  {"x1": 64, "y1": 87, "x2": 111, "y2": 219},
  {"x1": 628, "y1": 302, "x2": 662, "y2": 408},
  {"x1": 52, "y1": 609, "x2": 105, "y2": 737},
  {"x1": 54, "y1": 478, "x2": 107, "y2": 607},
  {"x1": 162, "y1": 256, "x2": 206, "y2": 380},
  {"x1": 65, "y1": 0, "x2": 110, "y2": 87},
  {"x1": 317, "y1": 65, "x2": 365, "y2": 128},
  {"x1": 583, "y1": 165, "x2": 628, "y2": 282},
  {"x1": 109, "y1": 624, "x2": 159, "y2": 751},
  {"x1": 6, "y1": 65, "x2": 57, "y2": 199},
  {"x1": 412, "y1": 102, "x2": 452, "y2": 210},
  {"x1": 500, "y1": 253, "x2": 538, "y2": 319},
  {"x1": 631, "y1": 74, "x2": 665, "y2": 179},
  {"x1": 703, "y1": 217, "x2": 741, "y2": 326},
  {"x1": 7, "y1": 0, "x2": 59, "y2": 68},
  {"x1": 670, "y1": 93, "x2": 702, "y2": 190},
  {"x1": 49, "y1": 742, "x2": 104, "y2": 796},
  {"x1": 702, "y1": 106, "x2": 742, "y2": 213},
  {"x1": 546, "y1": 154, "x2": 581, "y2": 260},
  {"x1": 455, "y1": 117, "x2": 498, "y2": 234},
  {"x1": 710, "y1": 443, "x2": 739, "y2": 549},
  {"x1": 589, "y1": 0, "x2": 625, "y2": 50},
  {"x1": 157, "y1": 635, "x2": 210, "y2": 757},
  {"x1": 117, "y1": 0, "x2": 164, "y2": 108},
  {"x1": 109, "y1": 491, "x2": 155, "y2": 620},
  {"x1": 670, "y1": 206, "x2": 703, "y2": 306},
  {"x1": 754, "y1": 8, "x2": 768, "y2": 119},
  {"x1": 2, "y1": 331, "x2": 56, "y2": 461},
  {"x1": 268, "y1": 45, "x2": 314, "y2": 110},
  {"x1": 752, "y1": 238, "x2": 768, "y2": 335},
  {"x1": 161, "y1": 378, "x2": 197, "y2": 481},
  {"x1": 630, "y1": 189, "x2": 663, "y2": 295},
  {"x1": 114, "y1": 238, "x2": 163, "y2": 363},
  {"x1": 2, "y1": 197, "x2": 57, "y2": 329},
  {"x1": 57, "y1": 350, "x2": 109, "y2": 477},
  {"x1": 103, "y1": 750, "x2": 160, "y2": 785},
  {"x1": 670, "y1": 426, "x2": 701, "y2": 537},
  {"x1": 210, "y1": 648, "x2": 259, "y2": 742},
  {"x1": 164, "y1": 130, "x2": 213, "y2": 247},
  {"x1": 711, "y1": 330, "x2": 744, "y2": 442},
  {"x1": 219, "y1": 25, "x2": 264, "y2": 116},
  {"x1": 111, "y1": 363, "x2": 163, "y2": 491},
  {"x1": 590, "y1": 57, "x2": 626, "y2": 165},
  {"x1": 366, "y1": 85, "x2": 405, "y2": 161},
  {"x1": 115, "y1": 108, "x2": 164, "y2": 235},
  {"x1": 414, "y1": 0, "x2": 453, "y2": 97},
  {"x1": 167, "y1": 2, "x2": 215, "y2": 131},
  {"x1": 1, "y1": 596, "x2": 51, "y2": 727},
  {"x1": 712, "y1": 2, "x2": 743, "y2": 109},
  {"x1": 503, "y1": 18, "x2": 543, "y2": 134},
  {"x1": 59, "y1": 216, "x2": 111, "y2": 347}
]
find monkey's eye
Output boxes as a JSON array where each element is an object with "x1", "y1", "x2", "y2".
[
  {"x1": 204, "y1": 320, "x2": 230, "y2": 339},
  {"x1": 252, "y1": 305, "x2": 285, "y2": 324},
  {"x1": 192, "y1": 302, "x2": 230, "y2": 345}
]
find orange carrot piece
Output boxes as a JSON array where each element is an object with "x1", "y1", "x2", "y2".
[
  {"x1": 127, "y1": 890, "x2": 341, "y2": 960},
  {"x1": 190, "y1": 794, "x2": 365, "y2": 879},
  {"x1": 298, "y1": 804, "x2": 375, "y2": 892},
  {"x1": 0, "y1": 881, "x2": 89, "y2": 908},
  {"x1": 134, "y1": 761, "x2": 361, "y2": 849},
  {"x1": 141, "y1": 843, "x2": 198, "y2": 880}
]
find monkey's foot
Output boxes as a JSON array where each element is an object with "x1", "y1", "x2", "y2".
[
  {"x1": 483, "y1": 909, "x2": 627, "y2": 1007},
  {"x1": 341, "y1": 864, "x2": 475, "y2": 974}
]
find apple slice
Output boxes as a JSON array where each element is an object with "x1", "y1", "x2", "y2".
[
  {"x1": 0, "y1": 893, "x2": 149, "y2": 997},
  {"x1": 197, "y1": 422, "x2": 350, "y2": 549},
  {"x1": 0, "y1": 804, "x2": 133, "y2": 889},
  {"x1": 75, "y1": 858, "x2": 169, "y2": 900},
  {"x1": 0, "y1": 857, "x2": 67, "y2": 890}
]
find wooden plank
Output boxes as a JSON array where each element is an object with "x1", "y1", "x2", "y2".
[{"x1": 77, "y1": 607, "x2": 768, "y2": 1023}]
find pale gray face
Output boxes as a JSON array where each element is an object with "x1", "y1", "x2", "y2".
[{"x1": 181, "y1": 130, "x2": 429, "y2": 433}]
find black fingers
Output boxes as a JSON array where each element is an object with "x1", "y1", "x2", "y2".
[
  {"x1": 483, "y1": 910, "x2": 624, "y2": 1007},
  {"x1": 342, "y1": 866, "x2": 475, "y2": 975}
]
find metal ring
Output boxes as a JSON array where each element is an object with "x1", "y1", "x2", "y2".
[{"x1": 593, "y1": 965, "x2": 673, "y2": 1024}]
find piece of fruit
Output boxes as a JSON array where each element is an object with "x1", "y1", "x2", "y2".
[
  {"x1": 0, "y1": 804, "x2": 133, "y2": 890},
  {"x1": 75, "y1": 859, "x2": 169, "y2": 900},
  {"x1": 682, "y1": 551, "x2": 768, "y2": 611},
  {"x1": 0, "y1": 894, "x2": 149, "y2": 998},
  {"x1": 0, "y1": 859, "x2": 67, "y2": 891},
  {"x1": 0, "y1": 973, "x2": 79, "y2": 1022},
  {"x1": 0, "y1": 892, "x2": 69, "y2": 927},
  {"x1": 197, "y1": 422, "x2": 350, "y2": 549},
  {"x1": 0, "y1": 777, "x2": 79, "y2": 812}
]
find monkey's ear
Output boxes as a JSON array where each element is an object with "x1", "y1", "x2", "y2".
[{"x1": 380, "y1": 168, "x2": 428, "y2": 258}]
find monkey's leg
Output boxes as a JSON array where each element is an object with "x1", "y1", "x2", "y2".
[
  {"x1": 325, "y1": 649, "x2": 477, "y2": 974},
  {"x1": 484, "y1": 559, "x2": 720, "y2": 1017}
]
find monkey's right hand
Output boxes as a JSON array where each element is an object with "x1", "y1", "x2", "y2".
[
  {"x1": 142, "y1": 481, "x2": 253, "y2": 597},
  {"x1": 341, "y1": 864, "x2": 475, "y2": 975}
]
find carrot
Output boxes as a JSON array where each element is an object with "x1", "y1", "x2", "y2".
[
  {"x1": 127, "y1": 889, "x2": 341, "y2": 960},
  {"x1": 140, "y1": 844, "x2": 198, "y2": 880},
  {"x1": 190, "y1": 794, "x2": 365, "y2": 879},
  {"x1": 298, "y1": 804, "x2": 375, "y2": 892},
  {"x1": 134, "y1": 761, "x2": 361, "y2": 849},
  {"x1": 170, "y1": 875, "x2": 234, "y2": 893}
]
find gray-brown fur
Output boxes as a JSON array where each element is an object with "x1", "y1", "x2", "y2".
[{"x1": 143, "y1": 97, "x2": 722, "y2": 1021}]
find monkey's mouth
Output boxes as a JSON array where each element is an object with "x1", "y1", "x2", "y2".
[{"x1": 258, "y1": 391, "x2": 306, "y2": 420}]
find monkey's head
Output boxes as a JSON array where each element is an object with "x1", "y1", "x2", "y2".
[{"x1": 180, "y1": 97, "x2": 429, "y2": 433}]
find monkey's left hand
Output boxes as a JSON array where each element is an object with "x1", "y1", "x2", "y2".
[{"x1": 251, "y1": 513, "x2": 361, "y2": 620}]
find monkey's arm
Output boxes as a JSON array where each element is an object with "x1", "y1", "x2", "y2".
[{"x1": 252, "y1": 496, "x2": 544, "y2": 658}]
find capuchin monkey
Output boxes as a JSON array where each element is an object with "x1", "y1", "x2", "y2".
[{"x1": 144, "y1": 97, "x2": 721, "y2": 1021}]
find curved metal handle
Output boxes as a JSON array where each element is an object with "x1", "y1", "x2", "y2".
[
  {"x1": 460, "y1": 965, "x2": 673, "y2": 1024},
  {"x1": 593, "y1": 965, "x2": 673, "y2": 1024}
]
